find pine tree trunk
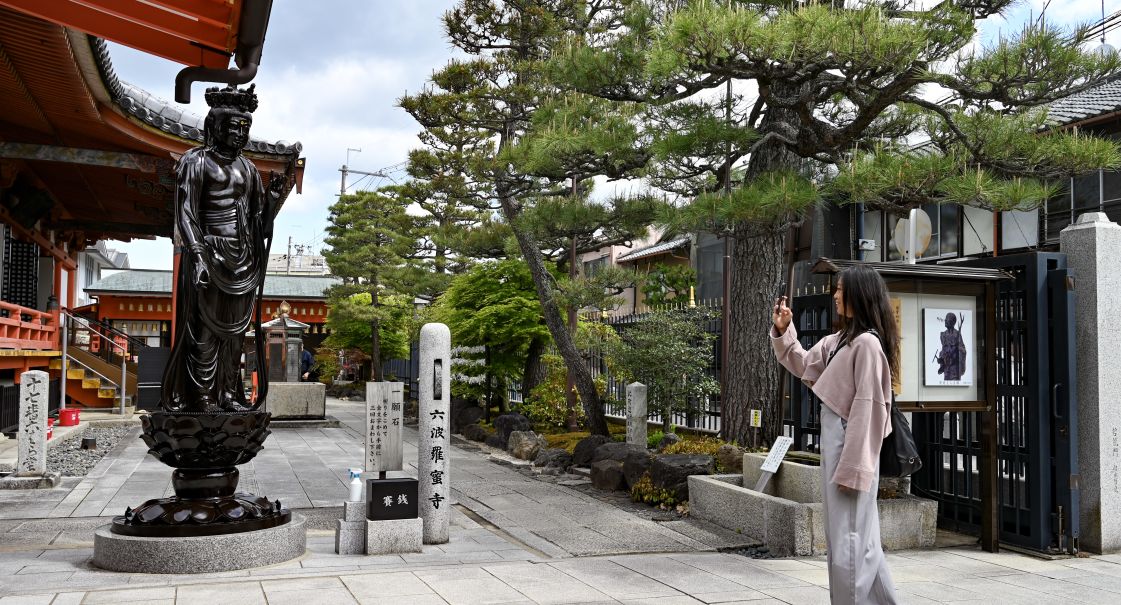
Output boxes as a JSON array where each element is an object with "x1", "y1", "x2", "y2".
[
  {"x1": 723, "y1": 228, "x2": 785, "y2": 445},
  {"x1": 724, "y1": 82, "x2": 805, "y2": 445},
  {"x1": 522, "y1": 336, "x2": 546, "y2": 400},
  {"x1": 499, "y1": 198, "x2": 610, "y2": 436}
]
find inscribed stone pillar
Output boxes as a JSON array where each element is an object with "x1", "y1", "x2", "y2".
[
  {"x1": 1061, "y1": 212, "x2": 1121, "y2": 553},
  {"x1": 626, "y1": 382, "x2": 648, "y2": 447},
  {"x1": 15, "y1": 370, "x2": 48, "y2": 477},
  {"x1": 365, "y1": 382, "x2": 404, "y2": 473},
  {"x1": 418, "y1": 323, "x2": 451, "y2": 544}
]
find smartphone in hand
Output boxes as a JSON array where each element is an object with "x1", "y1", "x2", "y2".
[{"x1": 773, "y1": 281, "x2": 788, "y2": 303}]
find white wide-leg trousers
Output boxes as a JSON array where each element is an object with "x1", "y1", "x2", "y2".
[{"x1": 820, "y1": 404, "x2": 899, "y2": 605}]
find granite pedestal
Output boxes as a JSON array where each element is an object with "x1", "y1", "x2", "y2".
[
  {"x1": 1062, "y1": 212, "x2": 1121, "y2": 553},
  {"x1": 264, "y1": 382, "x2": 327, "y2": 419},
  {"x1": 366, "y1": 517, "x2": 423, "y2": 555},
  {"x1": 335, "y1": 501, "x2": 367, "y2": 555},
  {"x1": 93, "y1": 514, "x2": 306, "y2": 573}
]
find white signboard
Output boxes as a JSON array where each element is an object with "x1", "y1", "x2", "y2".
[
  {"x1": 749, "y1": 409, "x2": 762, "y2": 428},
  {"x1": 366, "y1": 382, "x2": 404, "y2": 473},
  {"x1": 760, "y1": 436, "x2": 795, "y2": 474}
]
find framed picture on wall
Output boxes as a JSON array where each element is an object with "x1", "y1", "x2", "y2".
[{"x1": 923, "y1": 308, "x2": 974, "y2": 387}]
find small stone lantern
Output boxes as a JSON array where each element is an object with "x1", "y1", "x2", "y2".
[{"x1": 261, "y1": 301, "x2": 309, "y2": 383}]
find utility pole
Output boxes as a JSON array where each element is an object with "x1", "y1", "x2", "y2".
[
  {"x1": 286, "y1": 236, "x2": 292, "y2": 275},
  {"x1": 340, "y1": 147, "x2": 361, "y2": 196}
]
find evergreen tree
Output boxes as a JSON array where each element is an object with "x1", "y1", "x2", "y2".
[
  {"x1": 550, "y1": 0, "x2": 1121, "y2": 443},
  {"x1": 429, "y1": 259, "x2": 551, "y2": 415},
  {"x1": 402, "y1": 0, "x2": 655, "y2": 436},
  {"x1": 322, "y1": 188, "x2": 419, "y2": 379}
]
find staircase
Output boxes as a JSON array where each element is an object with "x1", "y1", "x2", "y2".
[
  {"x1": 53, "y1": 312, "x2": 142, "y2": 409},
  {"x1": 50, "y1": 349, "x2": 136, "y2": 408}
]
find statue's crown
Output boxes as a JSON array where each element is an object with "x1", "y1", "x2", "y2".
[{"x1": 204, "y1": 84, "x2": 258, "y2": 113}]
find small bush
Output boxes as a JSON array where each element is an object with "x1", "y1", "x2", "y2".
[
  {"x1": 663, "y1": 436, "x2": 733, "y2": 472},
  {"x1": 629, "y1": 472, "x2": 678, "y2": 507},
  {"x1": 543, "y1": 425, "x2": 625, "y2": 453},
  {"x1": 647, "y1": 430, "x2": 664, "y2": 450}
]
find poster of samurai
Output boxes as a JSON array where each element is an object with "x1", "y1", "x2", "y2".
[{"x1": 923, "y1": 308, "x2": 973, "y2": 387}]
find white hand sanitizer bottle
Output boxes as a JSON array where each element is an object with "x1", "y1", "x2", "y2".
[{"x1": 348, "y1": 467, "x2": 363, "y2": 502}]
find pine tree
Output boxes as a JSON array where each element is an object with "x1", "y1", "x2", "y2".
[
  {"x1": 402, "y1": 0, "x2": 656, "y2": 436},
  {"x1": 322, "y1": 188, "x2": 420, "y2": 380},
  {"x1": 550, "y1": 1, "x2": 1121, "y2": 443}
]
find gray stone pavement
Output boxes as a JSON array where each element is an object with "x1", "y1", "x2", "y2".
[{"x1": 2, "y1": 398, "x2": 1121, "y2": 603}]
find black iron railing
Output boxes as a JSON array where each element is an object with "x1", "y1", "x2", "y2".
[{"x1": 1, "y1": 378, "x2": 61, "y2": 435}]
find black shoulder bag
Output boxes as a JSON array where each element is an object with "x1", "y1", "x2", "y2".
[{"x1": 826, "y1": 331, "x2": 922, "y2": 478}]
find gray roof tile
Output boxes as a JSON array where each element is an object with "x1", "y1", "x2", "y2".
[
  {"x1": 89, "y1": 37, "x2": 303, "y2": 157},
  {"x1": 617, "y1": 236, "x2": 691, "y2": 262},
  {"x1": 1046, "y1": 75, "x2": 1121, "y2": 127},
  {"x1": 86, "y1": 270, "x2": 339, "y2": 299}
]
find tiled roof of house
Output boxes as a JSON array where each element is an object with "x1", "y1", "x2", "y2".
[
  {"x1": 617, "y1": 236, "x2": 691, "y2": 263},
  {"x1": 1045, "y1": 74, "x2": 1121, "y2": 127},
  {"x1": 86, "y1": 269, "x2": 339, "y2": 299}
]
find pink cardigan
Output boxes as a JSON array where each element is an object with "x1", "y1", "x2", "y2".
[{"x1": 771, "y1": 325, "x2": 893, "y2": 492}]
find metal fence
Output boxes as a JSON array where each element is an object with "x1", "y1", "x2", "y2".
[
  {"x1": 592, "y1": 300, "x2": 723, "y2": 434},
  {"x1": 1, "y1": 378, "x2": 61, "y2": 435}
]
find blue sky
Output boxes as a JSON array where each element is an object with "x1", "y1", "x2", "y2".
[{"x1": 105, "y1": 1, "x2": 1119, "y2": 269}]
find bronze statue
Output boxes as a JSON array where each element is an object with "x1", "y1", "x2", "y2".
[
  {"x1": 162, "y1": 84, "x2": 283, "y2": 412},
  {"x1": 112, "y1": 84, "x2": 292, "y2": 538}
]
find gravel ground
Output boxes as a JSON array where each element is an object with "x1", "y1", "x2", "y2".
[{"x1": 45, "y1": 425, "x2": 137, "y2": 476}]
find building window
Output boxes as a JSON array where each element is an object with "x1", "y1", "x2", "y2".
[
  {"x1": 582, "y1": 256, "x2": 607, "y2": 277},
  {"x1": 1043, "y1": 169, "x2": 1121, "y2": 244},
  {"x1": 880, "y1": 204, "x2": 961, "y2": 261},
  {"x1": 696, "y1": 232, "x2": 724, "y2": 301}
]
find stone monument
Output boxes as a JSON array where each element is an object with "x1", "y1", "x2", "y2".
[
  {"x1": 626, "y1": 382, "x2": 648, "y2": 447},
  {"x1": 0, "y1": 371, "x2": 60, "y2": 489},
  {"x1": 93, "y1": 85, "x2": 305, "y2": 573},
  {"x1": 418, "y1": 323, "x2": 451, "y2": 544},
  {"x1": 259, "y1": 308, "x2": 327, "y2": 420},
  {"x1": 1061, "y1": 212, "x2": 1121, "y2": 553}
]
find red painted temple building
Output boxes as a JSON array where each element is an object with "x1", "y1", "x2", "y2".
[{"x1": 0, "y1": 1, "x2": 305, "y2": 417}]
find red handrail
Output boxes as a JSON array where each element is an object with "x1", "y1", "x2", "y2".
[{"x1": 0, "y1": 301, "x2": 58, "y2": 351}]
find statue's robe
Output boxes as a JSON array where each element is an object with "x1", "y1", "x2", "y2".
[
  {"x1": 161, "y1": 147, "x2": 274, "y2": 411},
  {"x1": 937, "y1": 327, "x2": 967, "y2": 382}
]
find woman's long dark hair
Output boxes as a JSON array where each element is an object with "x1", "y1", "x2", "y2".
[{"x1": 837, "y1": 265, "x2": 901, "y2": 381}]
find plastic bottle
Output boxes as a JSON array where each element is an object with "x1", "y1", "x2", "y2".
[{"x1": 348, "y1": 468, "x2": 363, "y2": 502}]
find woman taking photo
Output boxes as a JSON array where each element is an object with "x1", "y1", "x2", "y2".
[{"x1": 771, "y1": 265, "x2": 900, "y2": 605}]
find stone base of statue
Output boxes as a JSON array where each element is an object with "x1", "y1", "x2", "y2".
[
  {"x1": 93, "y1": 514, "x2": 306, "y2": 573},
  {"x1": 95, "y1": 409, "x2": 305, "y2": 572},
  {"x1": 108, "y1": 410, "x2": 291, "y2": 537}
]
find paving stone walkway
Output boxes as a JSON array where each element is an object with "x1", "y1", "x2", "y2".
[{"x1": 3, "y1": 398, "x2": 1121, "y2": 603}]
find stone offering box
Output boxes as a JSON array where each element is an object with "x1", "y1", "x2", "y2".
[{"x1": 689, "y1": 452, "x2": 936, "y2": 557}]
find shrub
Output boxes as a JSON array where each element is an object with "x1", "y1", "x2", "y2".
[
  {"x1": 663, "y1": 436, "x2": 733, "y2": 472},
  {"x1": 647, "y1": 430, "x2": 664, "y2": 450},
  {"x1": 629, "y1": 472, "x2": 678, "y2": 507}
]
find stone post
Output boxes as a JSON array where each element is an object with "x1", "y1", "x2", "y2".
[
  {"x1": 626, "y1": 382, "x2": 648, "y2": 447},
  {"x1": 15, "y1": 370, "x2": 48, "y2": 477},
  {"x1": 1061, "y1": 212, "x2": 1121, "y2": 553},
  {"x1": 418, "y1": 323, "x2": 451, "y2": 544}
]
